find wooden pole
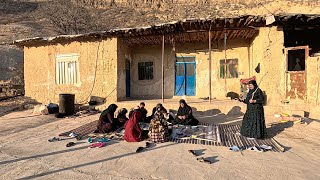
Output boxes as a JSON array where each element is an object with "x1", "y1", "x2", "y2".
[
  {"x1": 162, "y1": 35, "x2": 165, "y2": 103},
  {"x1": 224, "y1": 32, "x2": 227, "y2": 94},
  {"x1": 208, "y1": 30, "x2": 212, "y2": 103}
]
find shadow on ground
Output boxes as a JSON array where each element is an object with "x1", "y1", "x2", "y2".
[
  {"x1": 16, "y1": 143, "x2": 177, "y2": 180},
  {"x1": 266, "y1": 121, "x2": 294, "y2": 138},
  {"x1": 0, "y1": 113, "x2": 62, "y2": 136},
  {"x1": 0, "y1": 141, "x2": 118, "y2": 165},
  {"x1": 192, "y1": 106, "x2": 244, "y2": 125}
]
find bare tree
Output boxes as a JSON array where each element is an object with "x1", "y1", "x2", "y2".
[{"x1": 39, "y1": 0, "x2": 99, "y2": 34}]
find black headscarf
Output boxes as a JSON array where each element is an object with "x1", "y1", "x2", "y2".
[
  {"x1": 100, "y1": 104, "x2": 118, "y2": 119},
  {"x1": 156, "y1": 103, "x2": 163, "y2": 110},
  {"x1": 177, "y1": 99, "x2": 192, "y2": 116},
  {"x1": 117, "y1": 108, "x2": 128, "y2": 119},
  {"x1": 246, "y1": 80, "x2": 258, "y2": 101},
  {"x1": 152, "y1": 103, "x2": 163, "y2": 115}
]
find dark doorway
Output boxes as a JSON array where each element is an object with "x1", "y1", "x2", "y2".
[
  {"x1": 125, "y1": 60, "x2": 130, "y2": 97},
  {"x1": 284, "y1": 29, "x2": 320, "y2": 57},
  {"x1": 285, "y1": 46, "x2": 308, "y2": 100}
]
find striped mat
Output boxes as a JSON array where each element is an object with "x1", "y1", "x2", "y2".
[
  {"x1": 59, "y1": 121, "x2": 284, "y2": 152},
  {"x1": 218, "y1": 124, "x2": 284, "y2": 152},
  {"x1": 59, "y1": 120, "x2": 98, "y2": 137},
  {"x1": 170, "y1": 124, "x2": 284, "y2": 152}
]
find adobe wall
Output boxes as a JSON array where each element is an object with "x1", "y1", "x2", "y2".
[
  {"x1": 249, "y1": 27, "x2": 320, "y2": 119},
  {"x1": 250, "y1": 27, "x2": 286, "y2": 107},
  {"x1": 128, "y1": 45, "x2": 175, "y2": 99},
  {"x1": 127, "y1": 38, "x2": 251, "y2": 99},
  {"x1": 306, "y1": 57, "x2": 320, "y2": 119},
  {"x1": 306, "y1": 57, "x2": 320, "y2": 106},
  {"x1": 24, "y1": 38, "x2": 118, "y2": 104}
]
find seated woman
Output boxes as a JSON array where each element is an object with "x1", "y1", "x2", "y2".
[
  {"x1": 116, "y1": 108, "x2": 128, "y2": 127},
  {"x1": 154, "y1": 103, "x2": 165, "y2": 119},
  {"x1": 162, "y1": 108, "x2": 174, "y2": 124},
  {"x1": 124, "y1": 111, "x2": 143, "y2": 142},
  {"x1": 139, "y1": 102, "x2": 148, "y2": 123},
  {"x1": 174, "y1": 99, "x2": 199, "y2": 126},
  {"x1": 128, "y1": 106, "x2": 140, "y2": 119},
  {"x1": 95, "y1": 104, "x2": 119, "y2": 133},
  {"x1": 149, "y1": 114, "x2": 168, "y2": 143}
]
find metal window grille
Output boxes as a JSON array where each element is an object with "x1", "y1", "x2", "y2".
[{"x1": 138, "y1": 62, "x2": 153, "y2": 80}]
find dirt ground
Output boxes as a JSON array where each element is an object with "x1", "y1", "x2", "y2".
[{"x1": 0, "y1": 109, "x2": 319, "y2": 180}]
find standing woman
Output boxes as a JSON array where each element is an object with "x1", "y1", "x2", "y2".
[
  {"x1": 239, "y1": 80, "x2": 266, "y2": 139},
  {"x1": 95, "y1": 104, "x2": 118, "y2": 133}
]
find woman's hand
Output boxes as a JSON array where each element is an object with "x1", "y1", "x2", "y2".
[{"x1": 249, "y1": 99, "x2": 256, "y2": 103}]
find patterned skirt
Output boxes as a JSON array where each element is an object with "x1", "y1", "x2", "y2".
[{"x1": 148, "y1": 130, "x2": 168, "y2": 143}]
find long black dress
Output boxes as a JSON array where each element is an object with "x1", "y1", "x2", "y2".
[
  {"x1": 240, "y1": 87, "x2": 266, "y2": 139},
  {"x1": 174, "y1": 100, "x2": 199, "y2": 126},
  {"x1": 95, "y1": 104, "x2": 119, "y2": 133}
]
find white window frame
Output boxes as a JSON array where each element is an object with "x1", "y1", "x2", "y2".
[{"x1": 55, "y1": 53, "x2": 80, "y2": 85}]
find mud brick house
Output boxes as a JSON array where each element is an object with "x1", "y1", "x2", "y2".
[{"x1": 14, "y1": 14, "x2": 320, "y2": 118}]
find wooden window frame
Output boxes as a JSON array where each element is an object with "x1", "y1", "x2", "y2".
[
  {"x1": 219, "y1": 58, "x2": 239, "y2": 79},
  {"x1": 284, "y1": 45, "x2": 309, "y2": 100}
]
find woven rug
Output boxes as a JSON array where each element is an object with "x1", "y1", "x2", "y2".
[
  {"x1": 169, "y1": 124, "x2": 221, "y2": 146},
  {"x1": 59, "y1": 120, "x2": 98, "y2": 137},
  {"x1": 59, "y1": 121, "x2": 284, "y2": 152},
  {"x1": 218, "y1": 124, "x2": 284, "y2": 152},
  {"x1": 170, "y1": 124, "x2": 284, "y2": 152},
  {"x1": 59, "y1": 121, "x2": 148, "y2": 138}
]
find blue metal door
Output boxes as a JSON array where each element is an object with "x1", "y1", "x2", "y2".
[
  {"x1": 186, "y1": 63, "x2": 196, "y2": 96},
  {"x1": 175, "y1": 62, "x2": 196, "y2": 96},
  {"x1": 175, "y1": 63, "x2": 185, "y2": 96},
  {"x1": 125, "y1": 60, "x2": 130, "y2": 97}
]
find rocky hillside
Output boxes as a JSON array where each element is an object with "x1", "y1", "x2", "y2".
[
  {"x1": 0, "y1": 0, "x2": 319, "y2": 84},
  {"x1": 1, "y1": 0, "x2": 320, "y2": 43}
]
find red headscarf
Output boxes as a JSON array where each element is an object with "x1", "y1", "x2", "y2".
[{"x1": 124, "y1": 111, "x2": 142, "y2": 142}]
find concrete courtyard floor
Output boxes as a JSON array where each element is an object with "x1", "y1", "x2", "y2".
[{"x1": 0, "y1": 109, "x2": 320, "y2": 180}]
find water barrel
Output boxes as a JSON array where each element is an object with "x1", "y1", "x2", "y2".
[{"x1": 59, "y1": 94, "x2": 75, "y2": 115}]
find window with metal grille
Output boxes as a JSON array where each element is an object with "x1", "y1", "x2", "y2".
[
  {"x1": 55, "y1": 54, "x2": 80, "y2": 84},
  {"x1": 138, "y1": 62, "x2": 153, "y2": 80},
  {"x1": 220, "y1": 59, "x2": 239, "y2": 78}
]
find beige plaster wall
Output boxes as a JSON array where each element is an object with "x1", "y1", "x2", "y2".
[
  {"x1": 248, "y1": 27, "x2": 320, "y2": 118},
  {"x1": 250, "y1": 27, "x2": 286, "y2": 107},
  {"x1": 24, "y1": 38, "x2": 118, "y2": 104},
  {"x1": 128, "y1": 39, "x2": 251, "y2": 99},
  {"x1": 307, "y1": 57, "x2": 320, "y2": 106},
  {"x1": 129, "y1": 45, "x2": 175, "y2": 98}
]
